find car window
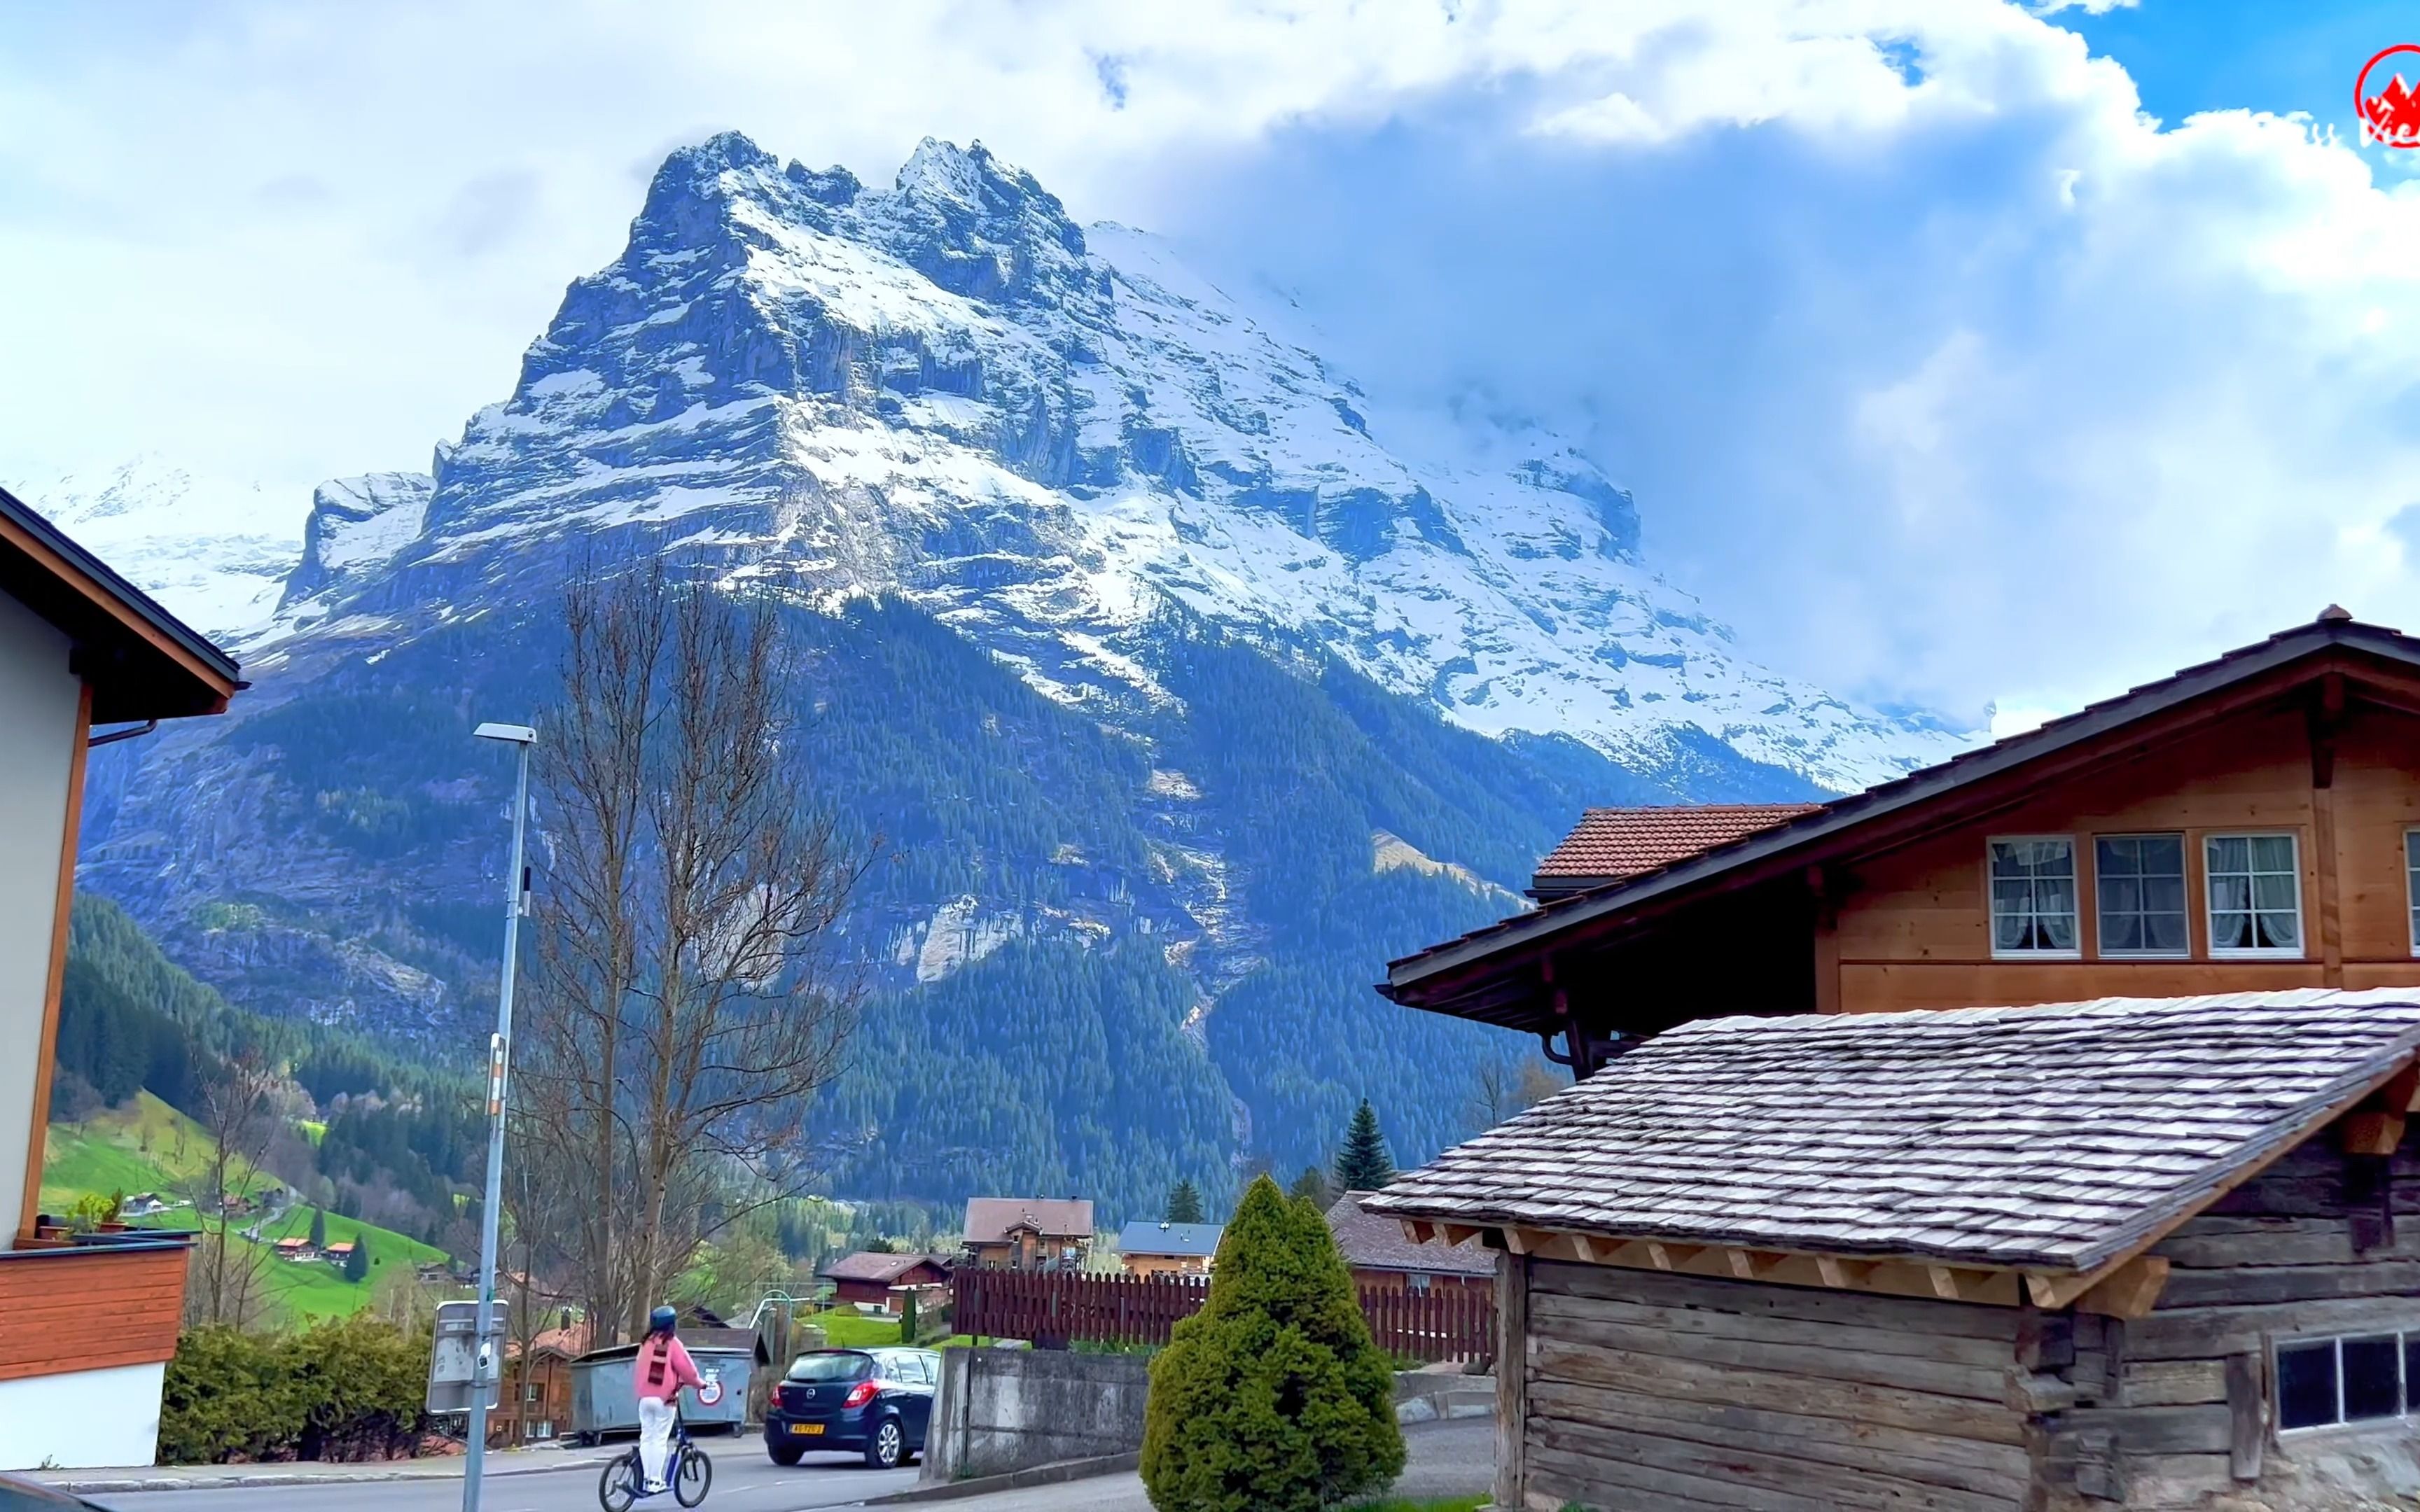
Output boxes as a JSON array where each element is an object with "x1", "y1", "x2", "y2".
[
  {"x1": 786, "y1": 1351, "x2": 872, "y2": 1382},
  {"x1": 891, "y1": 1352, "x2": 932, "y2": 1385}
]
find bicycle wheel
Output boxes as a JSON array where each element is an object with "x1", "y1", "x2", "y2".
[
  {"x1": 597, "y1": 1450, "x2": 639, "y2": 1512},
  {"x1": 674, "y1": 1442, "x2": 714, "y2": 1507}
]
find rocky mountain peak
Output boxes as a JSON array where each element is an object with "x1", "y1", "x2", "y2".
[{"x1": 858, "y1": 137, "x2": 1094, "y2": 309}]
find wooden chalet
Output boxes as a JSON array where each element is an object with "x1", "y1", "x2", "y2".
[
  {"x1": 1113, "y1": 1220, "x2": 1221, "y2": 1278},
  {"x1": 1323, "y1": 1191, "x2": 1492, "y2": 1295},
  {"x1": 1368, "y1": 990, "x2": 2420, "y2": 1511},
  {"x1": 961, "y1": 1197, "x2": 1093, "y2": 1271},
  {"x1": 1383, "y1": 610, "x2": 2420, "y2": 1074},
  {"x1": 818, "y1": 1250, "x2": 952, "y2": 1312}
]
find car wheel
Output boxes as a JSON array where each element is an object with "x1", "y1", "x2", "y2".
[
  {"x1": 864, "y1": 1415, "x2": 905, "y2": 1470},
  {"x1": 768, "y1": 1442, "x2": 804, "y2": 1466}
]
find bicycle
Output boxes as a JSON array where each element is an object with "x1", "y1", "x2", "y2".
[{"x1": 597, "y1": 1406, "x2": 713, "y2": 1511}]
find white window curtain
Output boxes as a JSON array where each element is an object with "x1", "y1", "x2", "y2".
[
  {"x1": 2206, "y1": 834, "x2": 2300, "y2": 953},
  {"x1": 1989, "y1": 839, "x2": 2077, "y2": 953}
]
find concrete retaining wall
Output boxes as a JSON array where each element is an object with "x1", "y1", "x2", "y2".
[{"x1": 920, "y1": 1348, "x2": 1153, "y2": 1485}]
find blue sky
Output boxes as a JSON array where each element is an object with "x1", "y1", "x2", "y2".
[{"x1": 3, "y1": 1, "x2": 2419, "y2": 732}]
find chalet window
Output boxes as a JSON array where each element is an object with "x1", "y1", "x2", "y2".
[
  {"x1": 2094, "y1": 834, "x2": 2188, "y2": 955},
  {"x1": 1989, "y1": 838, "x2": 2078, "y2": 955},
  {"x1": 2406, "y1": 831, "x2": 2420, "y2": 955},
  {"x1": 2205, "y1": 834, "x2": 2301, "y2": 955},
  {"x1": 2276, "y1": 1331, "x2": 2420, "y2": 1430}
]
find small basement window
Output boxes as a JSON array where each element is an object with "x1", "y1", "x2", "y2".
[
  {"x1": 2276, "y1": 1331, "x2": 2420, "y2": 1431},
  {"x1": 1989, "y1": 837, "x2": 2078, "y2": 956},
  {"x1": 2206, "y1": 833, "x2": 2302, "y2": 956}
]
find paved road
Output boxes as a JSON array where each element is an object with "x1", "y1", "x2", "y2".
[
  {"x1": 926, "y1": 1419, "x2": 1494, "y2": 1511},
  {"x1": 76, "y1": 1419, "x2": 1489, "y2": 1512},
  {"x1": 78, "y1": 1440, "x2": 917, "y2": 1512}
]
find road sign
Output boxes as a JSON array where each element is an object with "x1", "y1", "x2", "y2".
[{"x1": 429, "y1": 1298, "x2": 510, "y2": 1414}]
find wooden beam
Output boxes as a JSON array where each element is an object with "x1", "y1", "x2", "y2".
[
  {"x1": 20, "y1": 680, "x2": 89, "y2": 1245},
  {"x1": 2078, "y1": 1255, "x2": 2170, "y2": 1320},
  {"x1": 1926, "y1": 1265, "x2": 1961, "y2": 1301},
  {"x1": 2340, "y1": 1111, "x2": 2407, "y2": 1156},
  {"x1": 1442, "y1": 1224, "x2": 1482, "y2": 1247}
]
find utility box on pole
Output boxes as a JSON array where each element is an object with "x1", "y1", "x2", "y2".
[{"x1": 429, "y1": 1298, "x2": 510, "y2": 1415}]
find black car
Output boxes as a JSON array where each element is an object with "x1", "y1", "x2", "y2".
[
  {"x1": 764, "y1": 1346, "x2": 940, "y2": 1469},
  {"x1": 0, "y1": 1475, "x2": 110, "y2": 1508}
]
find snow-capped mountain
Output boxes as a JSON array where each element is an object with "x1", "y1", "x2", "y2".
[
  {"x1": 73, "y1": 133, "x2": 1977, "y2": 1216},
  {"x1": 9, "y1": 457, "x2": 300, "y2": 638},
  {"x1": 254, "y1": 132, "x2": 1959, "y2": 794}
]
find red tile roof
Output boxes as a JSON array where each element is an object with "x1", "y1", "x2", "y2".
[{"x1": 1532, "y1": 804, "x2": 1823, "y2": 887}]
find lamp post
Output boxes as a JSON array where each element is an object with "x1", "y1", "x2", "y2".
[{"x1": 464, "y1": 721, "x2": 534, "y2": 1512}]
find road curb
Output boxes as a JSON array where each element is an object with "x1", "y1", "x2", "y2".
[
  {"x1": 41, "y1": 1452, "x2": 618, "y2": 1494},
  {"x1": 863, "y1": 1451, "x2": 1141, "y2": 1504}
]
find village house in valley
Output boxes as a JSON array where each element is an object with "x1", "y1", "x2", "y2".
[
  {"x1": 960, "y1": 1197, "x2": 1093, "y2": 1271},
  {"x1": 818, "y1": 1250, "x2": 953, "y2": 1312},
  {"x1": 1323, "y1": 1191, "x2": 1492, "y2": 1294},
  {"x1": 1114, "y1": 1220, "x2": 1221, "y2": 1278},
  {"x1": 1384, "y1": 610, "x2": 2420, "y2": 1072},
  {"x1": 0, "y1": 485, "x2": 243, "y2": 1469},
  {"x1": 1370, "y1": 991, "x2": 2420, "y2": 1511}
]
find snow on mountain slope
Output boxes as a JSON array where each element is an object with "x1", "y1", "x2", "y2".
[
  {"x1": 251, "y1": 131, "x2": 1964, "y2": 794},
  {"x1": 8, "y1": 456, "x2": 300, "y2": 638}
]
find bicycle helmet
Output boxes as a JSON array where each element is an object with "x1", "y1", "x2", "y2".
[{"x1": 648, "y1": 1304, "x2": 678, "y2": 1336}]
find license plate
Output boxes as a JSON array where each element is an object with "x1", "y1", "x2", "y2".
[{"x1": 791, "y1": 1423, "x2": 823, "y2": 1436}]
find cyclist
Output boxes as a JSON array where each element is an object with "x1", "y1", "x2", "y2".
[{"x1": 634, "y1": 1305, "x2": 703, "y2": 1495}]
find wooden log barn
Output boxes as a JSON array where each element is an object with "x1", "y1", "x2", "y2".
[{"x1": 1367, "y1": 990, "x2": 2420, "y2": 1511}]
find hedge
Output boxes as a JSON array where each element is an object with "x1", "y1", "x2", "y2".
[{"x1": 160, "y1": 1316, "x2": 431, "y2": 1464}]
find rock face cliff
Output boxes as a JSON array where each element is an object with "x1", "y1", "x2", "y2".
[{"x1": 76, "y1": 133, "x2": 1966, "y2": 1217}]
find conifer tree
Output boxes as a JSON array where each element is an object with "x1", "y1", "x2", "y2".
[
  {"x1": 308, "y1": 1209, "x2": 327, "y2": 1251},
  {"x1": 1141, "y1": 1176, "x2": 1403, "y2": 1512},
  {"x1": 343, "y1": 1234, "x2": 370, "y2": 1283},
  {"x1": 1332, "y1": 1099, "x2": 1395, "y2": 1193},
  {"x1": 1164, "y1": 1180, "x2": 1205, "y2": 1226},
  {"x1": 1287, "y1": 1166, "x2": 1332, "y2": 1212}
]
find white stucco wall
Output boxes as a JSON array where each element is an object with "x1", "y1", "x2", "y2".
[
  {"x1": 0, "y1": 1359, "x2": 164, "y2": 1469},
  {"x1": 0, "y1": 587, "x2": 80, "y2": 1244}
]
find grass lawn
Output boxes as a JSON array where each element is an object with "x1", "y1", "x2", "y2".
[
  {"x1": 801, "y1": 1308, "x2": 903, "y2": 1348},
  {"x1": 1340, "y1": 1500, "x2": 1487, "y2": 1512},
  {"x1": 39, "y1": 1093, "x2": 244, "y2": 1212},
  {"x1": 43, "y1": 1096, "x2": 454, "y2": 1328},
  {"x1": 246, "y1": 1203, "x2": 453, "y2": 1325}
]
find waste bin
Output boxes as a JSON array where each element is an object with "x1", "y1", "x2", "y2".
[{"x1": 567, "y1": 1329, "x2": 768, "y2": 1442}]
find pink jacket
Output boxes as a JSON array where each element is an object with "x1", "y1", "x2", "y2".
[{"x1": 635, "y1": 1335, "x2": 702, "y2": 1404}]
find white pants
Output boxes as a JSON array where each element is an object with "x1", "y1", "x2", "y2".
[{"x1": 637, "y1": 1397, "x2": 676, "y2": 1488}]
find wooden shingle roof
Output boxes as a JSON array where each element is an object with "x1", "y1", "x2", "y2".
[{"x1": 1365, "y1": 990, "x2": 2420, "y2": 1274}]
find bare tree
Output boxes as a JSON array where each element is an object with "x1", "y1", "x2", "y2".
[
  {"x1": 519, "y1": 558, "x2": 870, "y2": 1345},
  {"x1": 183, "y1": 1051, "x2": 280, "y2": 1328}
]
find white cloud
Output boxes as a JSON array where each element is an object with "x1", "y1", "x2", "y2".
[{"x1": 1, "y1": 0, "x2": 2416, "y2": 729}]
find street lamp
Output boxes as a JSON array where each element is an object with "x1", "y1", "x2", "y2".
[{"x1": 464, "y1": 721, "x2": 534, "y2": 1512}]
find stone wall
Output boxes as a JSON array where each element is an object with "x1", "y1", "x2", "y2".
[{"x1": 920, "y1": 1348, "x2": 1153, "y2": 1484}]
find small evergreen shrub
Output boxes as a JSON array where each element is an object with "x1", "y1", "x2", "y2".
[{"x1": 1141, "y1": 1175, "x2": 1404, "y2": 1512}]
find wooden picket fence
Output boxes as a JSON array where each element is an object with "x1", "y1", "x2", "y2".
[{"x1": 952, "y1": 1265, "x2": 1494, "y2": 1363}]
